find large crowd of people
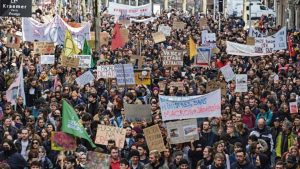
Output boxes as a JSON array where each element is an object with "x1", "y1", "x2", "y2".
[{"x1": 0, "y1": 1, "x2": 299, "y2": 169}]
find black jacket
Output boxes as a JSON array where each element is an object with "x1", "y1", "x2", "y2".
[
  {"x1": 230, "y1": 161, "x2": 255, "y2": 169},
  {"x1": 0, "y1": 150, "x2": 28, "y2": 169}
]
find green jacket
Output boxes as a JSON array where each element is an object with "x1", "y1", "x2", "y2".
[{"x1": 275, "y1": 132, "x2": 296, "y2": 157}]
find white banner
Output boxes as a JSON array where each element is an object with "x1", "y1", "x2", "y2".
[
  {"x1": 130, "y1": 17, "x2": 156, "y2": 24},
  {"x1": 274, "y1": 27, "x2": 287, "y2": 50},
  {"x1": 159, "y1": 90, "x2": 221, "y2": 121},
  {"x1": 75, "y1": 71, "x2": 95, "y2": 87},
  {"x1": 220, "y1": 65, "x2": 235, "y2": 82},
  {"x1": 40, "y1": 55, "x2": 55, "y2": 64},
  {"x1": 226, "y1": 41, "x2": 271, "y2": 56},
  {"x1": 108, "y1": 2, "x2": 152, "y2": 17},
  {"x1": 22, "y1": 15, "x2": 90, "y2": 49},
  {"x1": 235, "y1": 74, "x2": 248, "y2": 92},
  {"x1": 255, "y1": 37, "x2": 275, "y2": 53}
]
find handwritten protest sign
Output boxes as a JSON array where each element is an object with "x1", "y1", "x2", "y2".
[
  {"x1": 289, "y1": 102, "x2": 298, "y2": 114},
  {"x1": 75, "y1": 71, "x2": 95, "y2": 87},
  {"x1": 255, "y1": 37, "x2": 275, "y2": 53},
  {"x1": 152, "y1": 32, "x2": 166, "y2": 43},
  {"x1": 51, "y1": 132, "x2": 77, "y2": 151},
  {"x1": 6, "y1": 34, "x2": 21, "y2": 49},
  {"x1": 61, "y1": 55, "x2": 80, "y2": 68},
  {"x1": 86, "y1": 151, "x2": 110, "y2": 169},
  {"x1": 246, "y1": 37, "x2": 255, "y2": 45},
  {"x1": 99, "y1": 32, "x2": 110, "y2": 46},
  {"x1": 95, "y1": 125, "x2": 126, "y2": 148},
  {"x1": 220, "y1": 65, "x2": 235, "y2": 82},
  {"x1": 206, "y1": 33, "x2": 216, "y2": 42},
  {"x1": 143, "y1": 125, "x2": 166, "y2": 152},
  {"x1": 158, "y1": 25, "x2": 171, "y2": 36},
  {"x1": 130, "y1": 55, "x2": 144, "y2": 69},
  {"x1": 74, "y1": 55, "x2": 92, "y2": 68},
  {"x1": 114, "y1": 64, "x2": 135, "y2": 86},
  {"x1": 159, "y1": 89, "x2": 221, "y2": 121},
  {"x1": 169, "y1": 81, "x2": 185, "y2": 91},
  {"x1": 162, "y1": 50, "x2": 184, "y2": 67},
  {"x1": 173, "y1": 21, "x2": 186, "y2": 30},
  {"x1": 40, "y1": 55, "x2": 55, "y2": 65},
  {"x1": 97, "y1": 65, "x2": 116, "y2": 79},
  {"x1": 166, "y1": 119, "x2": 199, "y2": 144},
  {"x1": 124, "y1": 104, "x2": 152, "y2": 122},
  {"x1": 195, "y1": 47, "x2": 211, "y2": 67},
  {"x1": 235, "y1": 74, "x2": 248, "y2": 92},
  {"x1": 206, "y1": 80, "x2": 226, "y2": 95},
  {"x1": 134, "y1": 69, "x2": 151, "y2": 85},
  {"x1": 201, "y1": 30, "x2": 208, "y2": 45}
]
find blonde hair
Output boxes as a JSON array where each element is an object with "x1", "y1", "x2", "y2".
[{"x1": 149, "y1": 150, "x2": 161, "y2": 159}]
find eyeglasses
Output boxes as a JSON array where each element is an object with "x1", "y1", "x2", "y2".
[{"x1": 33, "y1": 142, "x2": 39, "y2": 145}]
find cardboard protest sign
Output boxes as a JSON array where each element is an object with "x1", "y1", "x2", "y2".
[
  {"x1": 158, "y1": 82, "x2": 166, "y2": 91},
  {"x1": 235, "y1": 74, "x2": 248, "y2": 92},
  {"x1": 74, "y1": 55, "x2": 92, "y2": 68},
  {"x1": 51, "y1": 132, "x2": 77, "y2": 151},
  {"x1": 97, "y1": 65, "x2": 116, "y2": 79},
  {"x1": 114, "y1": 64, "x2": 135, "y2": 86},
  {"x1": 289, "y1": 102, "x2": 298, "y2": 114},
  {"x1": 61, "y1": 55, "x2": 80, "y2": 68},
  {"x1": 120, "y1": 29, "x2": 129, "y2": 43},
  {"x1": 143, "y1": 125, "x2": 166, "y2": 152},
  {"x1": 206, "y1": 80, "x2": 227, "y2": 96},
  {"x1": 162, "y1": 50, "x2": 184, "y2": 67},
  {"x1": 246, "y1": 37, "x2": 255, "y2": 45},
  {"x1": 166, "y1": 119, "x2": 199, "y2": 144},
  {"x1": 33, "y1": 42, "x2": 55, "y2": 54},
  {"x1": 152, "y1": 32, "x2": 166, "y2": 43},
  {"x1": 40, "y1": 55, "x2": 55, "y2": 65},
  {"x1": 86, "y1": 151, "x2": 110, "y2": 169},
  {"x1": 199, "y1": 18, "x2": 208, "y2": 27},
  {"x1": 95, "y1": 125, "x2": 126, "y2": 148},
  {"x1": 158, "y1": 25, "x2": 171, "y2": 36},
  {"x1": 134, "y1": 69, "x2": 151, "y2": 85},
  {"x1": 169, "y1": 81, "x2": 185, "y2": 91},
  {"x1": 159, "y1": 89, "x2": 221, "y2": 121},
  {"x1": 220, "y1": 65, "x2": 235, "y2": 82},
  {"x1": 195, "y1": 47, "x2": 211, "y2": 67},
  {"x1": 6, "y1": 34, "x2": 21, "y2": 48},
  {"x1": 130, "y1": 55, "x2": 144, "y2": 69},
  {"x1": 172, "y1": 21, "x2": 186, "y2": 30},
  {"x1": 75, "y1": 71, "x2": 95, "y2": 87},
  {"x1": 124, "y1": 104, "x2": 152, "y2": 122}
]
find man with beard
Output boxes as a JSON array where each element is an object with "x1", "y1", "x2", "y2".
[
  {"x1": 144, "y1": 150, "x2": 169, "y2": 169},
  {"x1": 207, "y1": 153, "x2": 226, "y2": 169},
  {"x1": 0, "y1": 139, "x2": 27, "y2": 169},
  {"x1": 230, "y1": 150, "x2": 254, "y2": 169}
]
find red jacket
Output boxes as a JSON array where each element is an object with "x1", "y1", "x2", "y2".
[
  {"x1": 242, "y1": 113, "x2": 256, "y2": 129},
  {"x1": 110, "y1": 159, "x2": 120, "y2": 169}
]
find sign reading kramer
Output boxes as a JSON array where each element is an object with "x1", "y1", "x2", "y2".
[
  {"x1": 166, "y1": 119, "x2": 199, "y2": 144},
  {"x1": 162, "y1": 50, "x2": 184, "y2": 67},
  {"x1": 143, "y1": 125, "x2": 166, "y2": 152},
  {"x1": 0, "y1": 0, "x2": 32, "y2": 17},
  {"x1": 95, "y1": 125, "x2": 126, "y2": 148}
]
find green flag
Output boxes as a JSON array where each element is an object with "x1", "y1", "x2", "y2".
[
  {"x1": 62, "y1": 99, "x2": 96, "y2": 148},
  {"x1": 82, "y1": 39, "x2": 95, "y2": 68}
]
